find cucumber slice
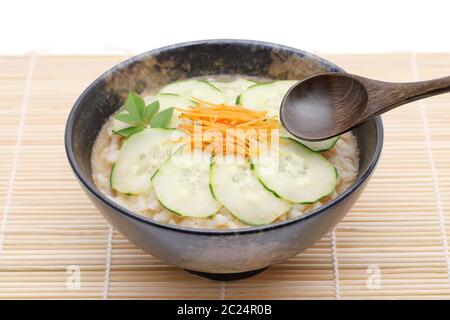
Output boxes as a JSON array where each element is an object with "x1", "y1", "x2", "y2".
[
  {"x1": 151, "y1": 148, "x2": 221, "y2": 218},
  {"x1": 111, "y1": 128, "x2": 184, "y2": 194},
  {"x1": 279, "y1": 127, "x2": 340, "y2": 152},
  {"x1": 237, "y1": 80, "x2": 298, "y2": 116},
  {"x1": 210, "y1": 156, "x2": 291, "y2": 225},
  {"x1": 112, "y1": 93, "x2": 196, "y2": 132},
  {"x1": 159, "y1": 80, "x2": 227, "y2": 104},
  {"x1": 209, "y1": 79, "x2": 256, "y2": 104},
  {"x1": 253, "y1": 138, "x2": 337, "y2": 203}
]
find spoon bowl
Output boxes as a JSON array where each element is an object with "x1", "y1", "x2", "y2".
[
  {"x1": 281, "y1": 72, "x2": 450, "y2": 141},
  {"x1": 281, "y1": 73, "x2": 368, "y2": 141}
]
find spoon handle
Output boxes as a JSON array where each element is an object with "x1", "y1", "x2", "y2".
[{"x1": 363, "y1": 75, "x2": 450, "y2": 117}]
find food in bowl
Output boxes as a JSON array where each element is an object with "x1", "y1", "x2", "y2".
[
  {"x1": 91, "y1": 78, "x2": 359, "y2": 229},
  {"x1": 66, "y1": 40, "x2": 382, "y2": 278}
]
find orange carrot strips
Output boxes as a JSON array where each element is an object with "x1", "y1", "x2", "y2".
[{"x1": 177, "y1": 99, "x2": 281, "y2": 158}]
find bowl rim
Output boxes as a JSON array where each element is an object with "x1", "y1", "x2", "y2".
[{"x1": 65, "y1": 39, "x2": 384, "y2": 236}]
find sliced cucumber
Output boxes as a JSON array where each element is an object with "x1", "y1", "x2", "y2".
[
  {"x1": 152, "y1": 148, "x2": 221, "y2": 218},
  {"x1": 253, "y1": 138, "x2": 337, "y2": 203},
  {"x1": 159, "y1": 80, "x2": 227, "y2": 104},
  {"x1": 209, "y1": 79, "x2": 256, "y2": 104},
  {"x1": 210, "y1": 156, "x2": 291, "y2": 225},
  {"x1": 279, "y1": 127, "x2": 340, "y2": 152},
  {"x1": 112, "y1": 93, "x2": 196, "y2": 132},
  {"x1": 237, "y1": 80, "x2": 298, "y2": 117},
  {"x1": 111, "y1": 128, "x2": 184, "y2": 194}
]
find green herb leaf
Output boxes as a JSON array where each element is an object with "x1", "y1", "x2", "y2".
[
  {"x1": 114, "y1": 112, "x2": 140, "y2": 125},
  {"x1": 114, "y1": 93, "x2": 172, "y2": 137},
  {"x1": 114, "y1": 125, "x2": 145, "y2": 137},
  {"x1": 144, "y1": 101, "x2": 160, "y2": 123},
  {"x1": 150, "y1": 107, "x2": 174, "y2": 128},
  {"x1": 124, "y1": 92, "x2": 146, "y2": 121}
]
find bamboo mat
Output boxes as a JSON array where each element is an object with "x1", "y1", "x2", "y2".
[{"x1": 0, "y1": 53, "x2": 449, "y2": 300}]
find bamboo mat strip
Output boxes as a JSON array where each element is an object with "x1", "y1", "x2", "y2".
[
  {"x1": 0, "y1": 55, "x2": 35, "y2": 256},
  {"x1": 412, "y1": 52, "x2": 450, "y2": 282},
  {"x1": 0, "y1": 53, "x2": 449, "y2": 299},
  {"x1": 103, "y1": 226, "x2": 113, "y2": 300},
  {"x1": 331, "y1": 229, "x2": 340, "y2": 299}
]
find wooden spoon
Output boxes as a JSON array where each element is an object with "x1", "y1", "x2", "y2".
[{"x1": 280, "y1": 73, "x2": 450, "y2": 141}]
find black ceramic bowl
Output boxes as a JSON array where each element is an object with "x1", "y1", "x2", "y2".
[{"x1": 65, "y1": 40, "x2": 383, "y2": 280}]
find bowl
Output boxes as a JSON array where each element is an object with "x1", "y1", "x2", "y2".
[{"x1": 65, "y1": 40, "x2": 383, "y2": 280}]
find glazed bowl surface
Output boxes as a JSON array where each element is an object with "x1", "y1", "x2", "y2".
[{"x1": 65, "y1": 40, "x2": 383, "y2": 279}]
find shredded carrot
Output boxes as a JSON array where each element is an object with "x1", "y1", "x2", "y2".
[{"x1": 176, "y1": 99, "x2": 280, "y2": 157}]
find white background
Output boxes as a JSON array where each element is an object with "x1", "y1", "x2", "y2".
[{"x1": 1, "y1": 0, "x2": 449, "y2": 54}]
